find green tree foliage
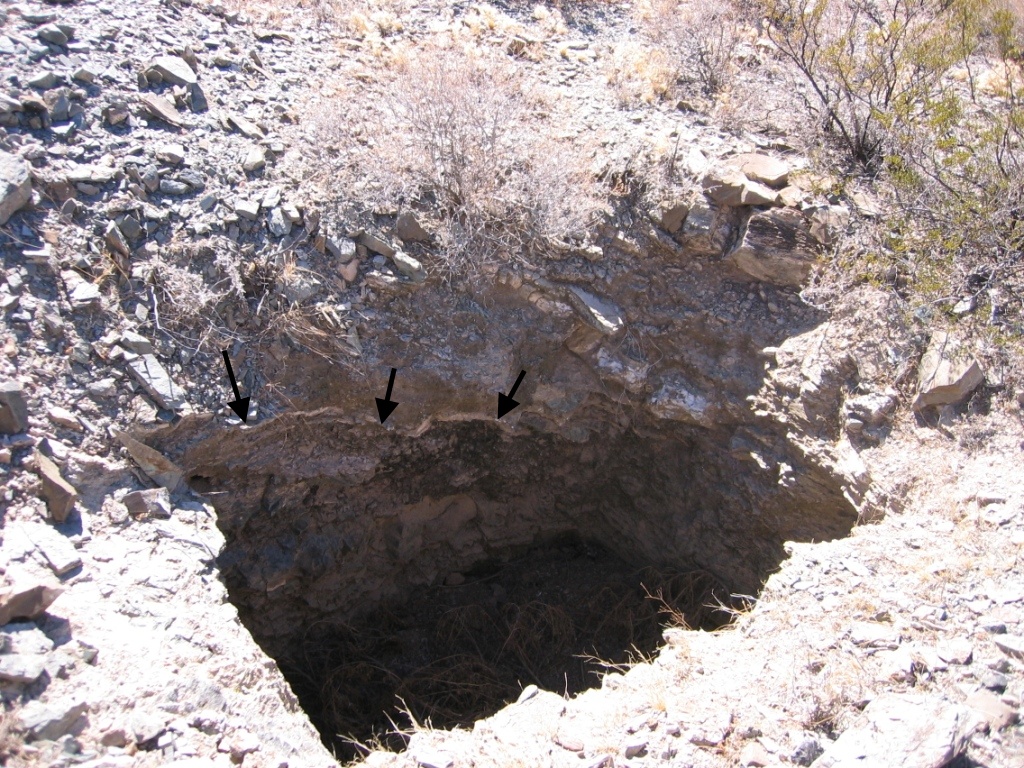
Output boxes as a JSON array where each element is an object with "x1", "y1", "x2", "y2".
[{"x1": 767, "y1": 0, "x2": 1023, "y2": 330}]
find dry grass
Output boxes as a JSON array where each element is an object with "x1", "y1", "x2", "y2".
[
  {"x1": 604, "y1": 41, "x2": 678, "y2": 105},
  {"x1": 633, "y1": 0, "x2": 749, "y2": 97},
  {"x1": 328, "y1": 44, "x2": 606, "y2": 279},
  {"x1": 282, "y1": 565, "x2": 732, "y2": 760},
  {"x1": 0, "y1": 705, "x2": 26, "y2": 767}
]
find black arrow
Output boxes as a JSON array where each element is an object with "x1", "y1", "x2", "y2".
[
  {"x1": 222, "y1": 350, "x2": 250, "y2": 423},
  {"x1": 375, "y1": 367, "x2": 399, "y2": 424},
  {"x1": 497, "y1": 370, "x2": 526, "y2": 419}
]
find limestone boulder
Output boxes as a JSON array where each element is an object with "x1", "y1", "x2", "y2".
[
  {"x1": 725, "y1": 153, "x2": 790, "y2": 188},
  {"x1": 913, "y1": 332, "x2": 984, "y2": 410},
  {"x1": 727, "y1": 208, "x2": 819, "y2": 286},
  {"x1": 702, "y1": 168, "x2": 777, "y2": 207},
  {"x1": 0, "y1": 571, "x2": 63, "y2": 625},
  {"x1": 814, "y1": 693, "x2": 971, "y2": 768}
]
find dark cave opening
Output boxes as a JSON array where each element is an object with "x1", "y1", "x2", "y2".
[
  {"x1": 158, "y1": 413, "x2": 859, "y2": 762},
  {"x1": 279, "y1": 533, "x2": 732, "y2": 759}
]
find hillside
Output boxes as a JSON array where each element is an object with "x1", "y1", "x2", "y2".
[{"x1": 1, "y1": 1, "x2": 1023, "y2": 767}]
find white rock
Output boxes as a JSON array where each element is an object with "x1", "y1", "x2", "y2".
[
  {"x1": 0, "y1": 653, "x2": 47, "y2": 683},
  {"x1": 391, "y1": 251, "x2": 426, "y2": 282},
  {"x1": 813, "y1": 694, "x2": 970, "y2": 768},
  {"x1": 913, "y1": 331, "x2": 984, "y2": 410}
]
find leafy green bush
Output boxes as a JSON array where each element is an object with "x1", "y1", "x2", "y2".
[{"x1": 767, "y1": 0, "x2": 1023, "y2": 335}]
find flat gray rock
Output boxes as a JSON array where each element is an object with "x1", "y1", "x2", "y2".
[
  {"x1": 148, "y1": 55, "x2": 197, "y2": 86},
  {"x1": 126, "y1": 354, "x2": 186, "y2": 411},
  {"x1": 20, "y1": 521, "x2": 82, "y2": 575},
  {"x1": 0, "y1": 151, "x2": 32, "y2": 226},
  {"x1": 0, "y1": 653, "x2": 47, "y2": 683},
  {"x1": 20, "y1": 699, "x2": 88, "y2": 741}
]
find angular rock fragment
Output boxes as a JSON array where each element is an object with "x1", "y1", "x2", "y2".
[
  {"x1": 228, "y1": 113, "x2": 263, "y2": 138},
  {"x1": 809, "y1": 204, "x2": 851, "y2": 246},
  {"x1": 20, "y1": 699, "x2": 88, "y2": 741},
  {"x1": 327, "y1": 236, "x2": 356, "y2": 261},
  {"x1": 728, "y1": 208, "x2": 819, "y2": 286},
  {"x1": 676, "y1": 201, "x2": 734, "y2": 256},
  {"x1": 242, "y1": 146, "x2": 266, "y2": 172},
  {"x1": 0, "y1": 151, "x2": 32, "y2": 225},
  {"x1": 123, "y1": 487, "x2": 172, "y2": 520},
  {"x1": 391, "y1": 251, "x2": 426, "y2": 282},
  {"x1": 653, "y1": 200, "x2": 689, "y2": 233},
  {"x1": 235, "y1": 199, "x2": 260, "y2": 220},
  {"x1": 37, "y1": 23, "x2": 69, "y2": 46},
  {"x1": 702, "y1": 168, "x2": 777, "y2": 206},
  {"x1": 187, "y1": 82, "x2": 209, "y2": 112},
  {"x1": 726, "y1": 153, "x2": 790, "y2": 188},
  {"x1": 22, "y1": 522, "x2": 82, "y2": 575},
  {"x1": 567, "y1": 287, "x2": 624, "y2": 335},
  {"x1": 395, "y1": 211, "x2": 429, "y2": 242},
  {"x1": 268, "y1": 207, "x2": 292, "y2": 237},
  {"x1": 278, "y1": 269, "x2": 322, "y2": 303},
  {"x1": 813, "y1": 693, "x2": 970, "y2": 768},
  {"x1": 47, "y1": 405, "x2": 82, "y2": 431},
  {"x1": 140, "y1": 93, "x2": 185, "y2": 127},
  {"x1": 0, "y1": 381, "x2": 30, "y2": 434},
  {"x1": 0, "y1": 654, "x2": 47, "y2": 684},
  {"x1": 340, "y1": 258, "x2": 359, "y2": 283},
  {"x1": 156, "y1": 143, "x2": 186, "y2": 165},
  {"x1": 104, "y1": 220, "x2": 130, "y2": 256},
  {"x1": 0, "y1": 572, "x2": 62, "y2": 625},
  {"x1": 913, "y1": 332, "x2": 984, "y2": 410},
  {"x1": 357, "y1": 232, "x2": 397, "y2": 258},
  {"x1": 114, "y1": 430, "x2": 183, "y2": 492},
  {"x1": 147, "y1": 55, "x2": 197, "y2": 87},
  {"x1": 34, "y1": 450, "x2": 79, "y2": 522},
  {"x1": 126, "y1": 354, "x2": 186, "y2": 411},
  {"x1": 845, "y1": 392, "x2": 897, "y2": 428},
  {"x1": 966, "y1": 690, "x2": 1018, "y2": 731},
  {"x1": 994, "y1": 634, "x2": 1024, "y2": 659}
]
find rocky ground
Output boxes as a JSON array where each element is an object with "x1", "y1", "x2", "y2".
[{"x1": 1, "y1": 1, "x2": 1023, "y2": 767}]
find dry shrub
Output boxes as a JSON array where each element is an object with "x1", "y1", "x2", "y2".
[
  {"x1": 0, "y1": 706, "x2": 24, "y2": 765},
  {"x1": 135, "y1": 237, "x2": 245, "y2": 332},
  {"x1": 363, "y1": 45, "x2": 606, "y2": 277},
  {"x1": 604, "y1": 41, "x2": 678, "y2": 104},
  {"x1": 396, "y1": 656, "x2": 515, "y2": 726},
  {"x1": 635, "y1": 0, "x2": 746, "y2": 96}
]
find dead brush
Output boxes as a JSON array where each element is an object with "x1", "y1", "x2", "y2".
[
  {"x1": 639, "y1": 566, "x2": 733, "y2": 630},
  {"x1": 396, "y1": 655, "x2": 515, "y2": 726},
  {"x1": 353, "y1": 44, "x2": 606, "y2": 279},
  {"x1": 499, "y1": 601, "x2": 576, "y2": 682},
  {"x1": 0, "y1": 705, "x2": 24, "y2": 766},
  {"x1": 633, "y1": 0, "x2": 748, "y2": 97},
  {"x1": 435, "y1": 604, "x2": 504, "y2": 657}
]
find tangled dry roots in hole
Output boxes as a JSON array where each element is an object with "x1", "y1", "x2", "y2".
[{"x1": 282, "y1": 564, "x2": 732, "y2": 758}]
